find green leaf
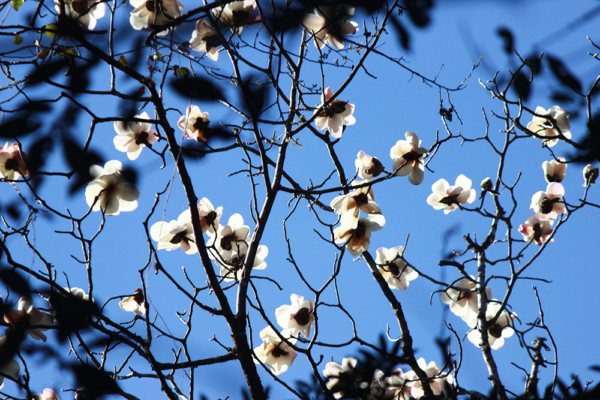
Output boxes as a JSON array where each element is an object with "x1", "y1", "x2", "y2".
[
  {"x1": 45, "y1": 24, "x2": 57, "y2": 38},
  {"x1": 118, "y1": 55, "x2": 127, "y2": 67},
  {"x1": 13, "y1": 34, "x2": 23, "y2": 45},
  {"x1": 154, "y1": 51, "x2": 163, "y2": 61},
  {"x1": 12, "y1": 0, "x2": 23, "y2": 12},
  {"x1": 37, "y1": 49, "x2": 49, "y2": 59},
  {"x1": 176, "y1": 67, "x2": 189, "y2": 79}
]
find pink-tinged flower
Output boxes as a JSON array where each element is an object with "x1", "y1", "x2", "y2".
[
  {"x1": 253, "y1": 326, "x2": 296, "y2": 375},
  {"x1": 275, "y1": 294, "x2": 314, "y2": 338},
  {"x1": 150, "y1": 209, "x2": 197, "y2": 254},
  {"x1": 178, "y1": 105, "x2": 210, "y2": 142},
  {"x1": 323, "y1": 357, "x2": 369, "y2": 399},
  {"x1": 212, "y1": 0, "x2": 260, "y2": 34},
  {"x1": 119, "y1": 288, "x2": 146, "y2": 316},
  {"x1": 467, "y1": 302, "x2": 516, "y2": 350},
  {"x1": 383, "y1": 368, "x2": 411, "y2": 400},
  {"x1": 0, "y1": 338, "x2": 19, "y2": 389},
  {"x1": 330, "y1": 180, "x2": 381, "y2": 226},
  {"x1": 355, "y1": 151, "x2": 385, "y2": 180},
  {"x1": 190, "y1": 19, "x2": 221, "y2": 61},
  {"x1": 527, "y1": 106, "x2": 571, "y2": 147},
  {"x1": 4, "y1": 296, "x2": 53, "y2": 342},
  {"x1": 129, "y1": 0, "x2": 183, "y2": 36},
  {"x1": 113, "y1": 112, "x2": 158, "y2": 160},
  {"x1": 542, "y1": 158, "x2": 567, "y2": 183},
  {"x1": 375, "y1": 246, "x2": 418, "y2": 291},
  {"x1": 302, "y1": 5, "x2": 358, "y2": 50},
  {"x1": 0, "y1": 142, "x2": 29, "y2": 180},
  {"x1": 333, "y1": 214, "x2": 385, "y2": 256},
  {"x1": 198, "y1": 197, "x2": 223, "y2": 235},
  {"x1": 33, "y1": 388, "x2": 60, "y2": 400},
  {"x1": 426, "y1": 175, "x2": 477, "y2": 214},
  {"x1": 530, "y1": 182, "x2": 566, "y2": 221},
  {"x1": 390, "y1": 132, "x2": 428, "y2": 185},
  {"x1": 85, "y1": 160, "x2": 139, "y2": 215},
  {"x1": 208, "y1": 213, "x2": 250, "y2": 260},
  {"x1": 215, "y1": 244, "x2": 267, "y2": 282},
  {"x1": 314, "y1": 87, "x2": 356, "y2": 139},
  {"x1": 583, "y1": 164, "x2": 599, "y2": 187},
  {"x1": 518, "y1": 215, "x2": 554, "y2": 246},
  {"x1": 404, "y1": 358, "x2": 453, "y2": 399},
  {"x1": 55, "y1": 0, "x2": 105, "y2": 30},
  {"x1": 441, "y1": 276, "x2": 492, "y2": 327}
]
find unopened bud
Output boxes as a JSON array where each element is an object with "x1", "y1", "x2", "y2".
[
  {"x1": 583, "y1": 164, "x2": 599, "y2": 187},
  {"x1": 481, "y1": 177, "x2": 493, "y2": 192}
]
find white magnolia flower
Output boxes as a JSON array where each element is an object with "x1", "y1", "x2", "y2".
[
  {"x1": 151, "y1": 209, "x2": 197, "y2": 254},
  {"x1": 55, "y1": 0, "x2": 106, "y2": 30},
  {"x1": 330, "y1": 180, "x2": 381, "y2": 225},
  {"x1": 527, "y1": 106, "x2": 571, "y2": 147},
  {"x1": 0, "y1": 338, "x2": 19, "y2": 390},
  {"x1": 209, "y1": 213, "x2": 250, "y2": 259},
  {"x1": 63, "y1": 287, "x2": 92, "y2": 302},
  {"x1": 178, "y1": 105, "x2": 210, "y2": 142},
  {"x1": 119, "y1": 288, "x2": 146, "y2": 316},
  {"x1": 375, "y1": 246, "x2": 418, "y2": 291},
  {"x1": 113, "y1": 112, "x2": 158, "y2": 160},
  {"x1": 426, "y1": 174, "x2": 476, "y2": 214},
  {"x1": 85, "y1": 160, "x2": 139, "y2": 216},
  {"x1": 383, "y1": 368, "x2": 411, "y2": 400},
  {"x1": 390, "y1": 132, "x2": 428, "y2": 185},
  {"x1": 314, "y1": 86, "x2": 356, "y2": 139},
  {"x1": 302, "y1": 5, "x2": 358, "y2": 50},
  {"x1": 212, "y1": 0, "x2": 260, "y2": 34},
  {"x1": 333, "y1": 214, "x2": 385, "y2": 256},
  {"x1": 355, "y1": 151, "x2": 385, "y2": 180},
  {"x1": 129, "y1": 0, "x2": 183, "y2": 36},
  {"x1": 216, "y1": 244, "x2": 267, "y2": 282},
  {"x1": 33, "y1": 388, "x2": 60, "y2": 400},
  {"x1": 323, "y1": 357, "x2": 368, "y2": 399},
  {"x1": 542, "y1": 157, "x2": 567, "y2": 183},
  {"x1": 198, "y1": 197, "x2": 223, "y2": 235},
  {"x1": 518, "y1": 215, "x2": 554, "y2": 246},
  {"x1": 275, "y1": 294, "x2": 314, "y2": 338},
  {"x1": 4, "y1": 296, "x2": 54, "y2": 342},
  {"x1": 530, "y1": 182, "x2": 566, "y2": 221},
  {"x1": 441, "y1": 276, "x2": 491, "y2": 327},
  {"x1": 404, "y1": 358, "x2": 453, "y2": 399},
  {"x1": 190, "y1": 19, "x2": 221, "y2": 61},
  {"x1": 583, "y1": 164, "x2": 599, "y2": 187},
  {"x1": 254, "y1": 326, "x2": 296, "y2": 375},
  {"x1": 0, "y1": 142, "x2": 29, "y2": 181},
  {"x1": 467, "y1": 302, "x2": 516, "y2": 350}
]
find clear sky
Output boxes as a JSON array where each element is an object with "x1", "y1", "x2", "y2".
[{"x1": 1, "y1": 0, "x2": 599, "y2": 399}]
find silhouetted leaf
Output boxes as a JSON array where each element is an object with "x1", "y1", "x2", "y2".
[
  {"x1": 6, "y1": 205, "x2": 20, "y2": 220},
  {"x1": 547, "y1": 55, "x2": 582, "y2": 93},
  {"x1": 551, "y1": 91, "x2": 574, "y2": 103},
  {"x1": 170, "y1": 76, "x2": 223, "y2": 101},
  {"x1": 241, "y1": 75, "x2": 268, "y2": 120},
  {"x1": 404, "y1": 0, "x2": 433, "y2": 27},
  {"x1": 26, "y1": 59, "x2": 68, "y2": 86},
  {"x1": 0, "y1": 267, "x2": 31, "y2": 296},
  {"x1": 0, "y1": 102, "x2": 51, "y2": 139},
  {"x1": 497, "y1": 27, "x2": 514, "y2": 54},
  {"x1": 526, "y1": 52, "x2": 543, "y2": 74},
  {"x1": 391, "y1": 16, "x2": 410, "y2": 50},
  {"x1": 62, "y1": 136, "x2": 103, "y2": 194},
  {"x1": 514, "y1": 72, "x2": 530, "y2": 100},
  {"x1": 121, "y1": 166, "x2": 138, "y2": 186},
  {"x1": 50, "y1": 288, "x2": 99, "y2": 341},
  {"x1": 72, "y1": 364, "x2": 120, "y2": 400},
  {"x1": 26, "y1": 135, "x2": 54, "y2": 175}
]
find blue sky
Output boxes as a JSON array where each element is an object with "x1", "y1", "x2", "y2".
[{"x1": 2, "y1": 0, "x2": 600, "y2": 399}]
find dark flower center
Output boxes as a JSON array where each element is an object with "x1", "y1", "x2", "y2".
[
  {"x1": 320, "y1": 102, "x2": 347, "y2": 118},
  {"x1": 4, "y1": 158, "x2": 18, "y2": 171},
  {"x1": 133, "y1": 289, "x2": 144, "y2": 305},
  {"x1": 354, "y1": 221, "x2": 366, "y2": 239},
  {"x1": 170, "y1": 231, "x2": 191, "y2": 245},
  {"x1": 488, "y1": 323, "x2": 503, "y2": 339},
  {"x1": 539, "y1": 196, "x2": 560, "y2": 214},
  {"x1": 402, "y1": 150, "x2": 422, "y2": 163},
  {"x1": 204, "y1": 210, "x2": 217, "y2": 226},
  {"x1": 220, "y1": 234, "x2": 234, "y2": 251},
  {"x1": 204, "y1": 35, "x2": 223, "y2": 50},
  {"x1": 193, "y1": 117, "x2": 209, "y2": 131},
  {"x1": 145, "y1": 0, "x2": 157, "y2": 12},
  {"x1": 354, "y1": 192, "x2": 369, "y2": 206},
  {"x1": 271, "y1": 345, "x2": 289, "y2": 358},
  {"x1": 72, "y1": 0, "x2": 90, "y2": 14},
  {"x1": 532, "y1": 222, "x2": 542, "y2": 243},
  {"x1": 439, "y1": 196, "x2": 458, "y2": 206},
  {"x1": 364, "y1": 158, "x2": 384, "y2": 177},
  {"x1": 293, "y1": 307, "x2": 311, "y2": 326},
  {"x1": 135, "y1": 131, "x2": 150, "y2": 146}
]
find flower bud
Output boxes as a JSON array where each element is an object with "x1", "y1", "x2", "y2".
[
  {"x1": 583, "y1": 164, "x2": 599, "y2": 187},
  {"x1": 480, "y1": 177, "x2": 493, "y2": 192},
  {"x1": 542, "y1": 157, "x2": 567, "y2": 183}
]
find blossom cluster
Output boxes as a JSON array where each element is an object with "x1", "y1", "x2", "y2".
[{"x1": 322, "y1": 357, "x2": 453, "y2": 399}]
